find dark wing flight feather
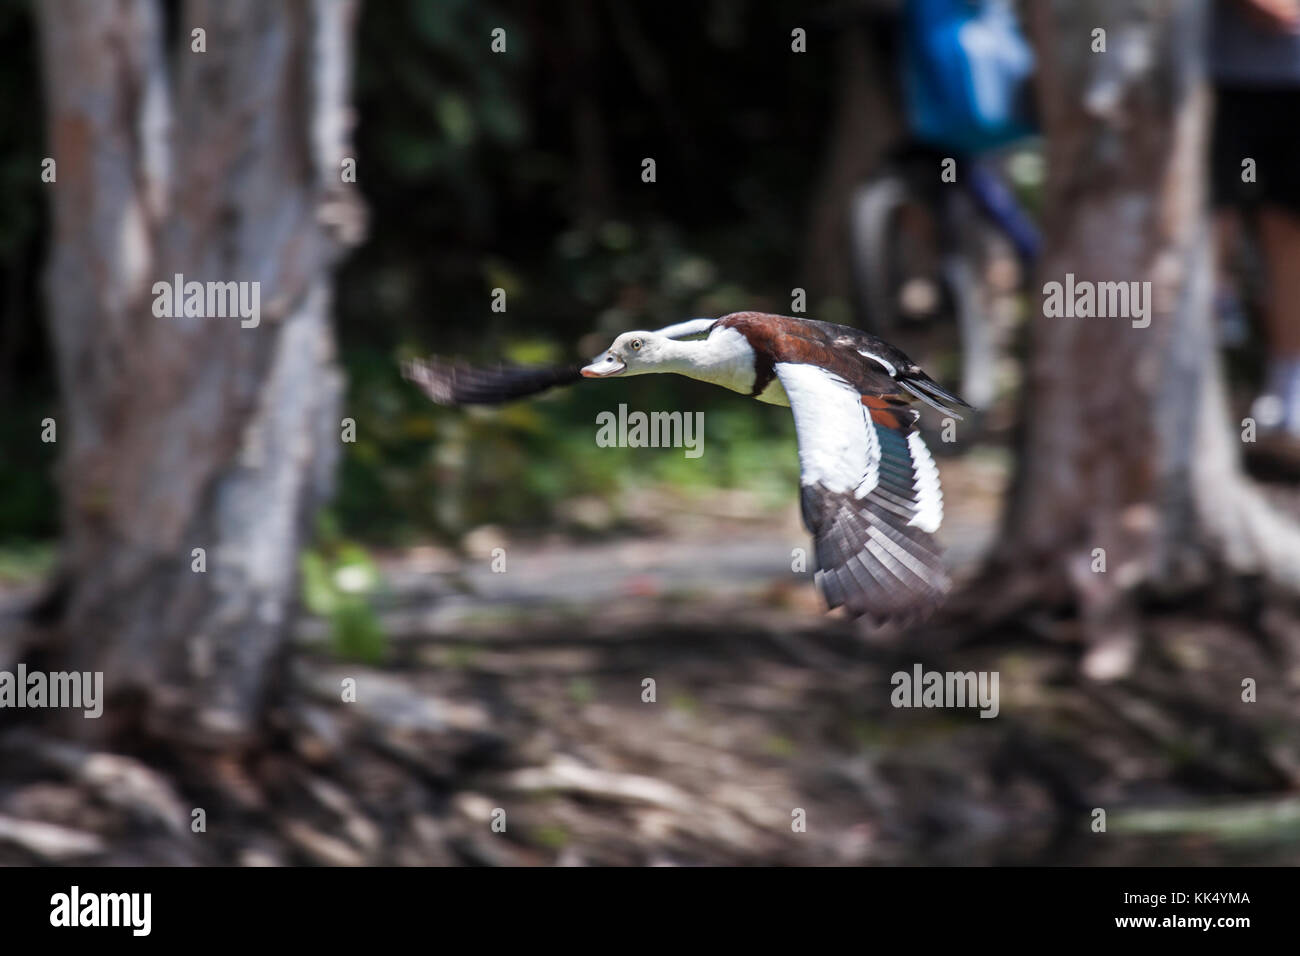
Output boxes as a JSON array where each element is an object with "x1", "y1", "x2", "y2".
[
  {"x1": 402, "y1": 357, "x2": 584, "y2": 406},
  {"x1": 774, "y1": 361, "x2": 951, "y2": 626}
]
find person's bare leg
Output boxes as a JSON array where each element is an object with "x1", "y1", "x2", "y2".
[
  {"x1": 1258, "y1": 207, "x2": 1300, "y2": 357},
  {"x1": 1255, "y1": 206, "x2": 1300, "y2": 434}
]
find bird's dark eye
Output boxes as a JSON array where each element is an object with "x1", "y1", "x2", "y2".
[{"x1": 630, "y1": 338, "x2": 643, "y2": 351}]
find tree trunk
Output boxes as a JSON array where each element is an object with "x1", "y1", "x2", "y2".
[
  {"x1": 991, "y1": 0, "x2": 1300, "y2": 674},
  {"x1": 803, "y1": 26, "x2": 901, "y2": 300},
  {"x1": 33, "y1": 0, "x2": 364, "y2": 744}
]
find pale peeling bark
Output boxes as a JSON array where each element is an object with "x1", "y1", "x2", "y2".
[
  {"x1": 995, "y1": 0, "x2": 1300, "y2": 665},
  {"x1": 35, "y1": 0, "x2": 364, "y2": 744}
]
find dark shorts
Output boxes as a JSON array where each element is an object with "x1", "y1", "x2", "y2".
[{"x1": 1212, "y1": 86, "x2": 1300, "y2": 216}]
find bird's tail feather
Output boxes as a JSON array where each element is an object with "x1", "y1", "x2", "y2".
[{"x1": 898, "y1": 374, "x2": 970, "y2": 419}]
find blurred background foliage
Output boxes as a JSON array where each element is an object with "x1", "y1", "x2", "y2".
[
  {"x1": 2, "y1": 0, "x2": 853, "y2": 556},
  {"x1": 0, "y1": 0, "x2": 54, "y2": 546},
  {"x1": 337, "y1": 0, "x2": 832, "y2": 545}
]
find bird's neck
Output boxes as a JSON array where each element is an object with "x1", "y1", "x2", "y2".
[{"x1": 655, "y1": 329, "x2": 757, "y2": 394}]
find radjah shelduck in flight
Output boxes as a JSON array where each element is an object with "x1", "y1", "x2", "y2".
[{"x1": 404, "y1": 312, "x2": 969, "y2": 625}]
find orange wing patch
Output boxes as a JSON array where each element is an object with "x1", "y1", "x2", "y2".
[{"x1": 862, "y1": 395, "x2": 904, "y2": 429}]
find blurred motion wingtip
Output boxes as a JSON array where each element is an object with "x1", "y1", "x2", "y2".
[{"x1": 402, "y1": 355, "x2": 585, "y2": 406}]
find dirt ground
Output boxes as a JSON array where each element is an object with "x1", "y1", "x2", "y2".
[{"x1": 2, "y1": 452, "x2": 1299, "y2": 865}]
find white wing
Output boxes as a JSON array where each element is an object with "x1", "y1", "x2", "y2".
[{"x1": 775, "y1": 362, "x2": 949, "y2": 624}]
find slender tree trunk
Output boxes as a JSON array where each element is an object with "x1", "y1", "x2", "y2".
[
  {"x1": 991, "y1": 0, "x2": 1300, "y2": 674},
  {"x1": 34, "y1": 0, "x2": 364, "y2": 744},
  {"x1": 803, "y1": 27, "x2": 901, "y2": 300}
]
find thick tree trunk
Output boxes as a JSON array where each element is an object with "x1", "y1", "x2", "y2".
[
  {"x1": 34, "y1": 0, "x2": 363, "y2": 744},
  {"x1": 991, "y1": 0, "x2": 1300, "y2": 673}
]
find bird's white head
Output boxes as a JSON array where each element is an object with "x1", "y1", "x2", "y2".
[{"x1": 581, "y1": 331, "x2": 672, "y2": 378}]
